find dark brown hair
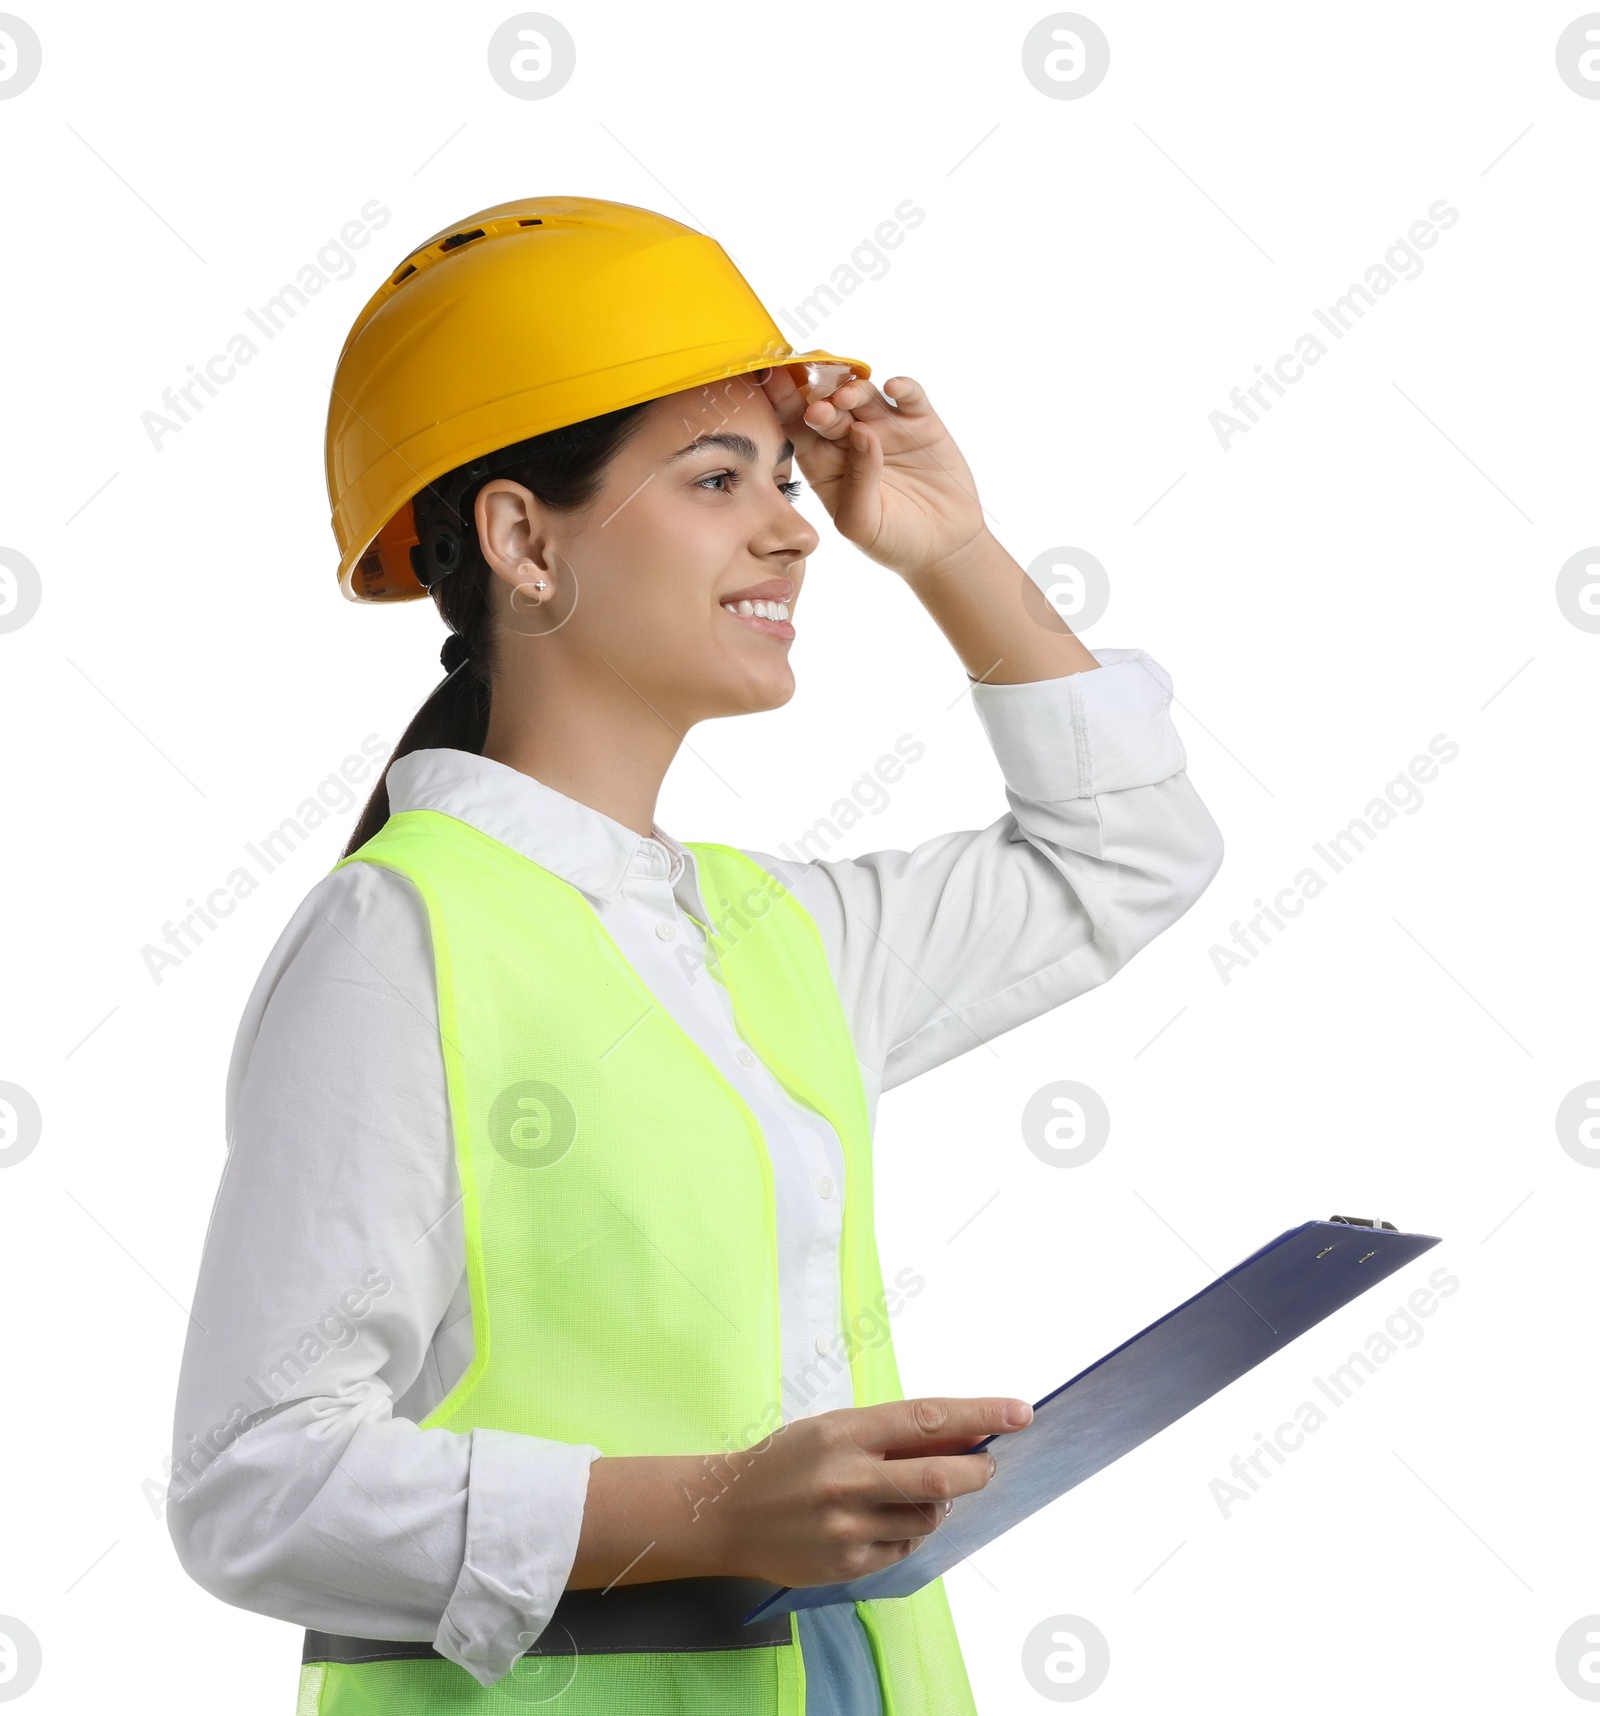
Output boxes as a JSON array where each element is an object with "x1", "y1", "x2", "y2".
[{"x1": 342, "y1": 401, "x2": 654, "y2": 857}]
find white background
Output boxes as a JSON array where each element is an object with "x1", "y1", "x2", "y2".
[{"x1": 1, "y1": 2, "x2": 1596, "y2": 1710}]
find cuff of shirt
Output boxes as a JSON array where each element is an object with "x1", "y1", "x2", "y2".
[
  {"x1": 432, "y1": 1429, "x2": 604, "y2": 1688},
  {"x1": 968, "y1": 646, "x2": 1187, "y2": 801}
]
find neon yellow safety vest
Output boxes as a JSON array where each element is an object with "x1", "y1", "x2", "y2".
[{"x1": 298, "y1": 806, "x2": 978, "y2": 1716}]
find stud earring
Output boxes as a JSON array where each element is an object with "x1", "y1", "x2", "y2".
[{"x1": 514, "y1": 560, "x2": 551, "y2": 605}]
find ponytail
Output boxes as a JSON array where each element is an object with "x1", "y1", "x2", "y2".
[{"x1": 342, "y1": 401, "x2": 653, "y2": 858}]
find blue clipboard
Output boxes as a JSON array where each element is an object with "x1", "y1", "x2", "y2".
[{"x1": 742, "y1": 1215, "x2": 1440, "y2": 1622}]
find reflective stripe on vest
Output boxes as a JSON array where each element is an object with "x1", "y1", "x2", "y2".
[
  {"x1": 301, "y1": 808, "x2": 977, "y2": 1716},
  {"x1": 303, "y1": 1573, "x2": 792, "y2": 1660}
]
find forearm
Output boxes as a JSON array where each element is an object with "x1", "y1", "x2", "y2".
[
  {"x1": 168, "y1": 1405, "x2": 470, "y2": 1630},
  {"x1": 904, "y1": 528, "x2": 1101, "y2": 684},
  {"x1": 568, "y1": 1454, "x2": 736, "y2": 1588}
]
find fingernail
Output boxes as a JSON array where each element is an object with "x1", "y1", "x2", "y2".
[{"x1": 1004, "y1": 1401, "x2": 1032, "y2": 1426}]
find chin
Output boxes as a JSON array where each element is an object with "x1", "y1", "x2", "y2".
[{"x1": 726, "y1": 665, "x2": 796, "y2": 716}]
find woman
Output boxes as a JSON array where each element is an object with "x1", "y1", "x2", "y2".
[{"x1": 168, "y1": 196, "x2": 1224, "y2": 1714}]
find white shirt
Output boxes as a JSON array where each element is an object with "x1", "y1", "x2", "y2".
[{"x1": 167, "y1": 647, "x2": 1224, "y2": 1688}]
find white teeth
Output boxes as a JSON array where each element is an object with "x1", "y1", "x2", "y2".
[{"x1": 722, "y1": 599, "x2": 790, "y2": 621}]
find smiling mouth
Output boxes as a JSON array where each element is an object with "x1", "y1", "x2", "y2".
[{"x1": 720, "y1": 597, "x2": 794, "y2": 639}]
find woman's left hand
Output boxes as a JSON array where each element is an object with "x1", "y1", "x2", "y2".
[{"x1": 759, "y1": 368, "x2": 988, "y2": 581}]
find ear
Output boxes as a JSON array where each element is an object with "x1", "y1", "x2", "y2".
[{"x1": 474, "y1": 478, "x2": 546, "y2": 577}]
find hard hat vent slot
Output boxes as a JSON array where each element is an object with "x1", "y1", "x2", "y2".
[{"x1": 388, "y1": 218, "x2": 546, "y2": 290}]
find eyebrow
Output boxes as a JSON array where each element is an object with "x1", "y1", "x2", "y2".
[{"x1": 663, "y1": 432, "x2": 794, "y2": 467}]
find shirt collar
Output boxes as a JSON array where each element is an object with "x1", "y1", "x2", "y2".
[{"x1": 384, "y1": 747, "x2": 714, "y2": 925}]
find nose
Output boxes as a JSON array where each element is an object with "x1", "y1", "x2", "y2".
[{"x1": 768, "y1": 497, "x2": 819, "y2": 562}]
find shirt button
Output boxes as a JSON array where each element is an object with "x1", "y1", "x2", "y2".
[
  {"x1": 655, "y1": 921, "x2": 676, "y2": 941},
  {"x1": 816, "y1": 1176, "x2": 834, "y2": 1199},
  {"x1": 736, "y1": 1046, "x2": 756, "y2": 1067},
  {"x1": 813, "y1": 1332, "x2": 832, "y2": 1356}
]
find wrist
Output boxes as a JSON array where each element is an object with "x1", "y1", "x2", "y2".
[
  {"x1": 675, "y1": 1452, "x2": 746, "y2": 1577},
  {"x1": 905, "y1": 526, "x2": 1000, "y2": 585}
]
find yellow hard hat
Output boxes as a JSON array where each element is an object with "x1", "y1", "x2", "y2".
[{"x1": 325, "y1": 195, "x2": 871, "y2": 603}]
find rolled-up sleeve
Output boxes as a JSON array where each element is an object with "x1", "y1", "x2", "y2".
[
  {"x1": 759, "y1": 647, "x2": 1225, "y2": 1091},
  {"x1": 166, "y1": 861, "x2": 601, "y2": 1689}
]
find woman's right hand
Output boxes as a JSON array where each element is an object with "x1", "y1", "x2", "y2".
[{"x1": 707, "y1": 1396, "x2": 1034, "y2": 1589}]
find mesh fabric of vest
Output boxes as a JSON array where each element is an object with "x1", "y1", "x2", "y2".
[{"x1": 299, "y1": 810, "x2": 976, "y2": 1715}]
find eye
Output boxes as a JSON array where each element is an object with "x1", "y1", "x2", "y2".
[{"x1": 695, "y1": 469, "x2": 805, "y2": 501}]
